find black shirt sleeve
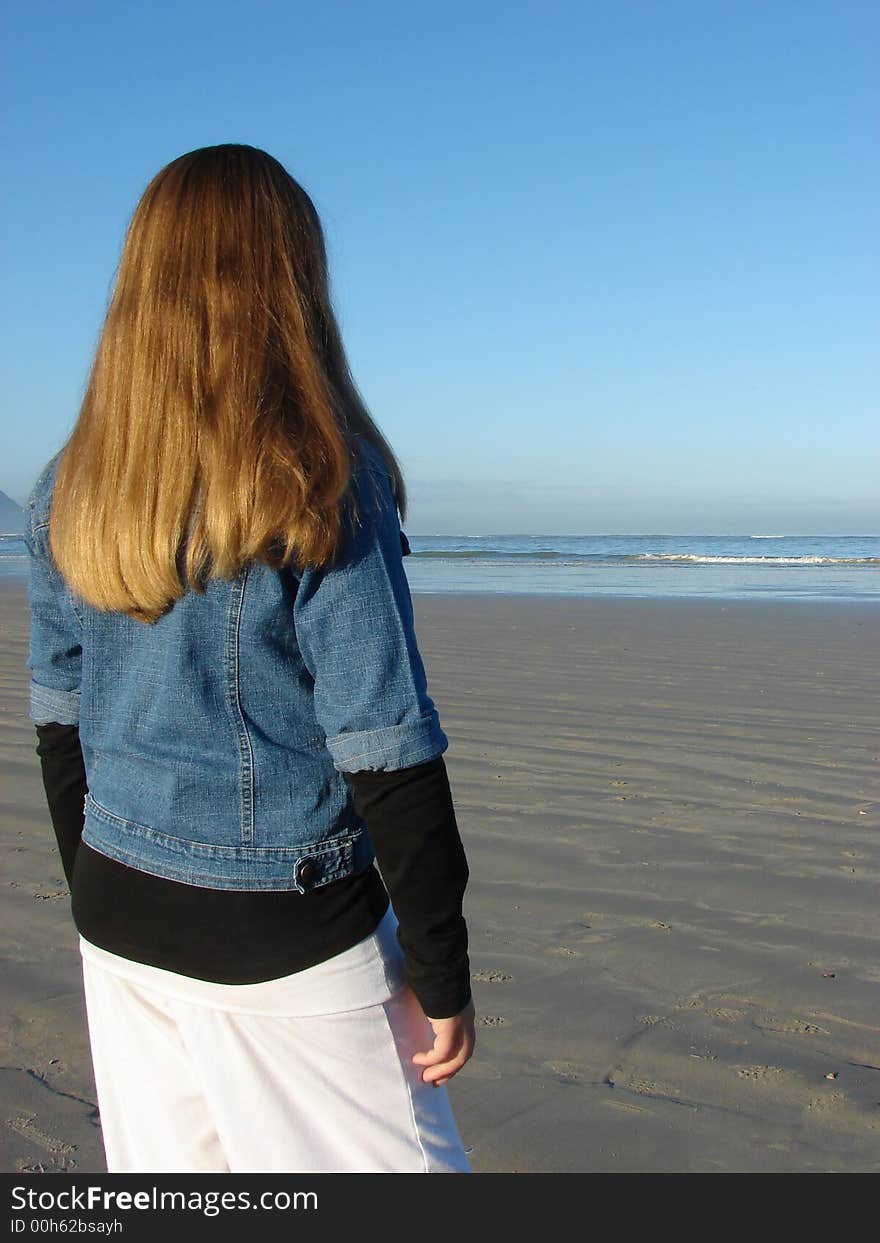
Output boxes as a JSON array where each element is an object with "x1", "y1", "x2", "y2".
[
  {"x1": 34, "y1": 721, "x2": 87, "y2": 888},
  {"x1": 344, "y1": 756, "x2": 471, "y2": 1019}
]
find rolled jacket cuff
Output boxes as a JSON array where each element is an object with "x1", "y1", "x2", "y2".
[
  {"x1": 29, "y1": 679, "x2": 81, "y2": 726},
  {"x1": 327, "y1": 715, "x2": 449, "y2": 773}
]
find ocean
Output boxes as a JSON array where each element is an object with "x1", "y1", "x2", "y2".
[{"x1": 2, "y1": 532, "x2": 878, "y2": 603}]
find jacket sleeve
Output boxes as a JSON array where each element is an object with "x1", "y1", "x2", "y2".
[
  {"x1": 23, "y1": 504, "x2": 83, "y2": 727},
  {"x1": 292, "y1": 449, "x2": 447, "y2": 773}
]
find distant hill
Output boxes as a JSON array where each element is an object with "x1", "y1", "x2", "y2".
[{"x1": 0, "y1": 491, "x2": 26, "y2": 535}]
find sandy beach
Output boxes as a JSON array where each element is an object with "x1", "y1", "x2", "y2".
[{"x1": 1, "y1": 579, "x2": 878, "y2": 1173}]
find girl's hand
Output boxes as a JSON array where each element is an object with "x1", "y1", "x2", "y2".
[{"x1": 412, "y1": 998, "x2": 476, "y2": 1087}]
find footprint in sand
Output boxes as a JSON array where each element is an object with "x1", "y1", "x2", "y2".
[
  {"x1": 471, "y1": 971, "x2": 513, "y2": 983},
  {"x1": 546, "y1": 946, "x2": 579, "y2": 957},
  {"x1": 636, "y1": 1014, "x2": 674, "y2": 1029},
  {"x1": 627, "y1": 1077, "x2": 681, "y2": 1100},
  {"x1": 683, "y1": 1003, "x2": 746, "y2": 1023},
  {"x1": 544, "y1": 1060, "x2": 580, "y2": 1083},
  {"x1": 735, "y1": 1065, "x2": 786, "y2": 1082},
  {"x1": 752, "y1": 1016, "x2": 830, "y2": 1036},
  {"x1": 6, "y1": 1115, "x2": 77, "y2": 1169}
]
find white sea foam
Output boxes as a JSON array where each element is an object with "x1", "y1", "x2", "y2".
[{"x1": 635, "y1": 553, "x2": 874, "y2": 565}]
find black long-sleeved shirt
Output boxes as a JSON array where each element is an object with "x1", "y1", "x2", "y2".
[{"x1": 34, "y1": 721, "x2": 471, "y2": 1019}]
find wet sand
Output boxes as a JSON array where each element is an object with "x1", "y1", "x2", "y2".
[{"x1": 1, "y1": 579, "x2": 878, "y2": 1172}]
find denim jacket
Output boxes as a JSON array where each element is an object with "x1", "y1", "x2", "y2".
[{"x1": 24, "y1": 438, "x2": 448, "y2": 891}]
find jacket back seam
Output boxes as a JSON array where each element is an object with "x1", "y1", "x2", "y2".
[{"x1": 225, "y1": 567, "x2": 255, "y2": 845}]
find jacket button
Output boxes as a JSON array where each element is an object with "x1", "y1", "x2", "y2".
[{"x1": 295, "y1": 859, "x2": 316, "y2": 888}]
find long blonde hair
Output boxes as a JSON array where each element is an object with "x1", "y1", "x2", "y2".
[{"x1": 49, "y1": 143, "x2": 406, "y2": 624}]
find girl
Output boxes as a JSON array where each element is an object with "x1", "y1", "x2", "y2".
[{"x1": 24, "y1": 143, "x2": 474, "y2": 1174}]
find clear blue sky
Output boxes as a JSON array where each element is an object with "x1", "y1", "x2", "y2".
[{"x1": 2, "y1": 0, "x2": 877, "y2": 533}]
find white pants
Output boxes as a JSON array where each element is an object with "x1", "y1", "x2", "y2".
[{"x1": 78, "y1": 906, "x2": 471, "y2": 1174}]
